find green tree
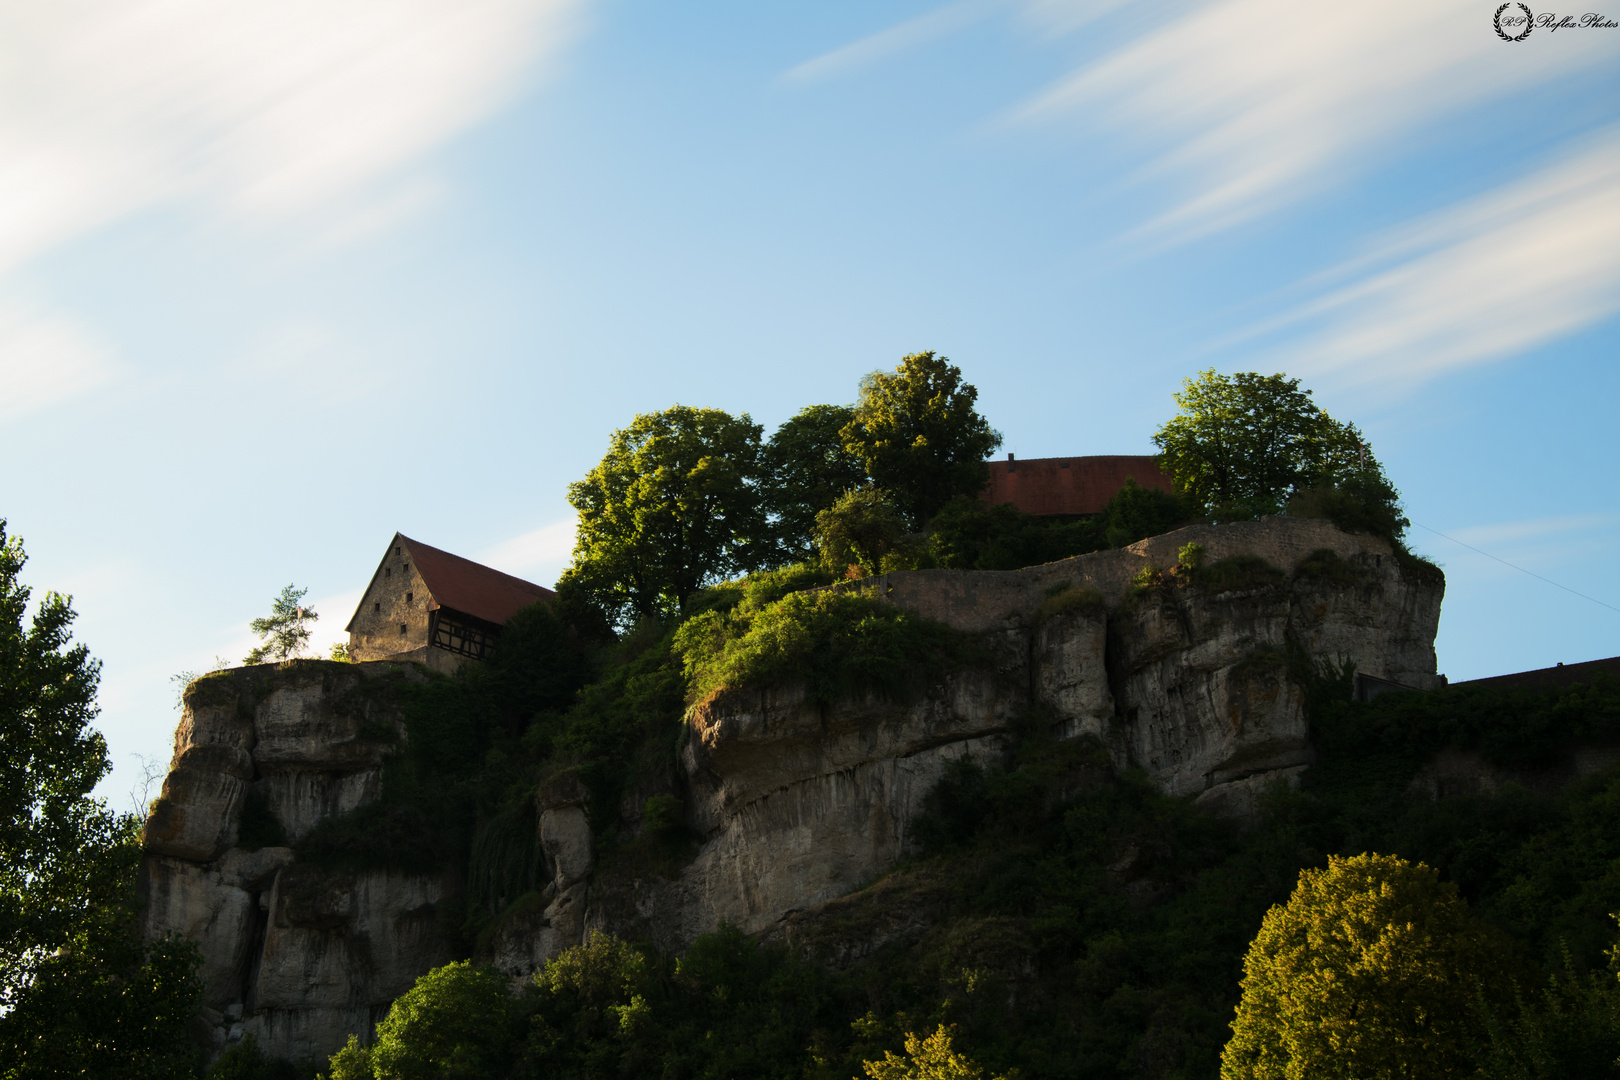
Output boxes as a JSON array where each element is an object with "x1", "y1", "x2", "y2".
[
  {"x1": 244, "y1": 584, "x2": 318, "y2": 664},
  {"x1": 1473, "y1": 929, "x2": 1620, "y2": 1080},
  {"x1": 563, "y1": 405, "x2": 767, "y2": 626},
  {"x1": 760, "y1": 403, "x2": 868, "y2": 562},
  {"x1": 330, "y1": 961, "x2": 517, "y2": 1080},
  {"x1": 0, "y1": 520, "x2": 202, "y2": 1077},
  {"x1": 522, "y1": 930, "x2": 660, "y2": 1078},
  {"x1": 1221, "y1": 852, "x2": 1513, "y2": 1080},
  {"x1": 1154, "y1": 370, "x2": 1392, "y2": 522},
  {"x1": 862, "y1": 1025, "x2": 1008, "y2": 1080},
  {"x1": 841, "y1": 352, "x2": 1002, "y2": 530},
  {"x1": 814, "y1": 488, "x2": 910, "y2": 577},
  {"x1": 1102, "y1": 478, "x2": 1187, "y2": 549}
]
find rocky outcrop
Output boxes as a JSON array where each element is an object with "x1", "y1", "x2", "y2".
[
  {"x1": 146, "y1": 518, "x2": 1444, "y2": 1063},
  {"x1": 140, "y1": 661, "x2": 453, "y2": 1063}
]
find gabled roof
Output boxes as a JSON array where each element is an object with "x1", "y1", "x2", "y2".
[
  {"x1": 345, "y1": 533, "x2": 555, "y2": 631},
  {"x1": 983, "y1": 455, "x2": 1174, "y2": 517}
]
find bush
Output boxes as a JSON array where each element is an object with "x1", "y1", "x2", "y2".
[
  {"x1": 674, "y1": 588, "x2": 981, "y2": 706},
  {"x1": 928, "y1": 497, "x2": 1107, "y2": 572},
  {"x1": 1220, "y1": 853, "x2": 1515, "y2": 1080},
  {"x1": 1103, "y1": 479, "x2": 1187, "y2": 549},
  {"x1": 359, "y1": 961, "x2": 517, "y2": 1080}
]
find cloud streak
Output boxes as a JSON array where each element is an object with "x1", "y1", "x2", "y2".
[
  {"x1": 0, "y1": 299, "x2": 117, "y2": 421},
  {"x1": 0, "y1": 0, "x2": 584, "y2": 275},
  {"x1": 479, "y1": 520, "x2": 576, "y2": 585},
  {"x1": 1256, "y1": 130, "x2": 1620, "y2": 387},
  {"x1": 781, "y1": 0, "x2": 1002, "y2": 84},
  {"x1": 1013, "y1": 0, "x2": 1612, "y2": 241}
]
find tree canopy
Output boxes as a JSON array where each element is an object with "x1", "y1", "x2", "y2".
[
  {"x1": 0, "y1": 520, "x2": 201, "y2": 1077},
  {"x1": 562, "y1": 405, "x2": 766, "y2": 626},
  {"x1": 1221, "y1": 852, "x2": 1513, "y2": 1080},
  {"x1": 841, "y1": 352, "x2": 1002, "y2": 529},
  {"x1": 759, "y1": 403, "x2": 867, "y2": 562},
  {"x1": 243, "y1": 584, "x2": 318, "y2": 664},
  {"x1": 1153, "y1": 370, "x2": 1394, "y2": 522}
]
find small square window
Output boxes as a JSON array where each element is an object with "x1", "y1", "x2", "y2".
[
  {"x1": 395, "y1": 546, "x2": 401, "y2": 555},
  {"x1": 385, "y1": 568, "x2": 391, "y2": 578},
  {"x1": 399, "y1": 623, "x2": 407, "y2": 635},
  {"x1": 373, "y1": 602, "x2": 380, "y2": 613},
  {"x1": 405, "y1": 592, "x2": 413, "y2": 602}
]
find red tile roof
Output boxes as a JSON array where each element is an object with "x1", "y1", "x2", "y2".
[
  {"x1": 1451, "y1": 655, "x2": 1620, "y2": 693},
  {"x1": 401, "y1": 534, "x2": 555, "y2": 626},
  {"x1": 983, "y1": 455, "x2": 1174, "y2": 516}
]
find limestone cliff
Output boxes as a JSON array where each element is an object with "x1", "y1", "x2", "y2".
[
  {"x1": 141, "y1": 517, "x2": 1443, "y2": 1063},
  {"x1": 141, "y1": 662, "x2": 454, "y2": 1062}
]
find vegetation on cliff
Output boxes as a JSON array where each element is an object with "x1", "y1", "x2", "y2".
[{"x1": 299, "y1": 666, "x2": 1620, "y2": 1080}]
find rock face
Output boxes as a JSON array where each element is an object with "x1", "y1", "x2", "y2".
[
  {"x1": 140, "y1": 661, "x2": 454, "y2": 1063},
  {"x1": 146, "y1": 518, "x2": 1443, "y2": 1063}
]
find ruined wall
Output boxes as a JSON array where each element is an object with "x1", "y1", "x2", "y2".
[{"x1": 147, "y1": 517, "x2": 1444, "y2": 1064}]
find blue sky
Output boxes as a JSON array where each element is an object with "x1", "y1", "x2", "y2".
[{"x1": 2, "y1": 0, "x2": 1616, "y2": 808}]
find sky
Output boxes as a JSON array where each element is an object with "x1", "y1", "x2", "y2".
[{"x1": 2, "y1": 0, "x2": 1616, "y2": 809}]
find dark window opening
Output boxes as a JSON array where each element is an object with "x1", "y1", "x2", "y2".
[
  {"x1": 395, "y1": 546, "x2": 401, "y2": 555},
  {"x1": 385, "y1": 568, "x2": 391, "y2": 578},
  {"x1": 405, "y1": 592, "x2": 413, "y2": 602},
  {"x1": 399, "y1": 623, "x2": 407, "y2": 635},
  {"x1": 373, "y1": 602, "x2": 380, "y2": 613}
]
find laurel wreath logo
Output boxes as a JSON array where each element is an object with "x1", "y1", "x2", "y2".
[{"x1": 1495, "y1": 2, "x2": 1535, "y2": 40}]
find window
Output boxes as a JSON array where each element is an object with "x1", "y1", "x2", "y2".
[
  {"x1": 405, "y1": 592, "x2": 413, "y2": 602},
  {"x1": 385, "y1": 568, "x2": 392, "y2": 578},
  {"x1": 395, "y1": 546, "x2": 401, "y2": 555},
  {"x1": 399, "y1": 623, "x2": 407, "y2": 635},
  {"x1": 403, "y1": 563, "x2": 410, "y2": 572},
  {"x1": 373, "y1": 602, "x2": 380, "y2": 613}
]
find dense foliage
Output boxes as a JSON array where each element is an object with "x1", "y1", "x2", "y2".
[
  {"x1": 312, "y1": 663, "x2": 1620, "y2": 1080},
  {"x1": 839, "y1": 352, "x2": 1004, "y2": 530},
  {"x1": 0, "y1": 521, "x2": 203, "y2": 1078},
  {"x1": 1153, "y1": 370, "x2": 1401, "y2": 537},
  {"x1": 761, "y1": 405, "x2": 869, "y2": 563},
  {"x1": 674, "y1": 580, "x2": 982, "y2": 707},
  {"x1": 562, "y1": 405, "x2": 769, "y2": 626},
  {"x1": 1221, "y1": 853, "x2": 1515, "y2": 1079}
]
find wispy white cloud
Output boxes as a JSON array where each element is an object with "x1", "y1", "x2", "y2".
[
  {"x1": 1013, "y1": 0, "x2": 1612, "y2": 241},
  {"x1": 0, "y1": 299, "x2": 117, "y2": 420},
  {"x1": 1445, "y1": 513, "x2": 1620, "y2": 550},
  {"x1": 479, "y1": 519, "x2": 575, "y2": 585},
  {"x1": 781, "y1": 0, "x2": 1003, "y2": 84},
  {"x1": 1254, "y1": 130, "x2": 1620, "y2": 387},
  {"x1": 0, "y1": 0, "x2": 584, "y2": 275}
]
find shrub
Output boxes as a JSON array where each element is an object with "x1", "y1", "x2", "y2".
[
  {"x1": 1220, "y1": 853, "x2": 1514, "y2": 1080},
  {"x1": 674, "y1": 588, "x2": 981, "y2": 706},
  {"x1": 1034, "y1": 586, "x2": 1106, "y2": 623},
  {"x1": 365, "y1": 961, "x2": 517, "y2": 1080},
  {"x1": 863, "y1": 1025, "x2": 1009, "y2": 1080},
  {"x1": 1104, "y1": 479, "x2": 1187, "y2": 549}
]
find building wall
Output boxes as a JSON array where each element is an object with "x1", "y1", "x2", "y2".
[
  {"x1": 983, "y1": 454, "x2": 1173, "y2": 516},
  {"x1": 348, "y1": 543, "x2": 432, "y2": 661}
]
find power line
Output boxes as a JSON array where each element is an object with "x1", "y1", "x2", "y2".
[{"x1": 1413, "y1": 522, "x2": 1620, "y2": 617}]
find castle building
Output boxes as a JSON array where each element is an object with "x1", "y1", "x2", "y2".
[
  {"x1": 345, "y1": 533, "x2": 555, "y2": 672},
  {"x1": 984, "y1": 454, "x2": 1173, "y2": 516}
]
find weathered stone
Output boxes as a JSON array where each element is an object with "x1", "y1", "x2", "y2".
[{"x1": 145, "y1": 519, "x2": 1448, "y2": 1065}]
